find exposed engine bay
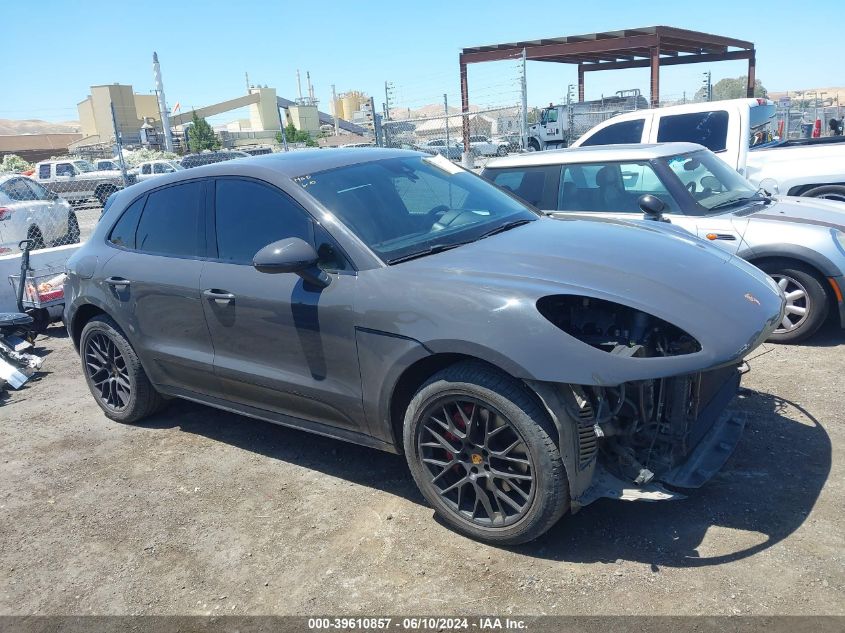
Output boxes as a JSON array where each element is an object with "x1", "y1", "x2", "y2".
[{"x1": 537, "y1": 295, "x2": 702, "y2": 357}]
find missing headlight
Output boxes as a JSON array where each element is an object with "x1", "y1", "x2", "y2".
[{"x1": 537, "y1": 295, "x2": 701, "y2": 357}]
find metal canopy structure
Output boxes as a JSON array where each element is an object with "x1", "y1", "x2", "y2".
[{"x1": 458, "y1": 25, "x2": 756, "y2": 148}]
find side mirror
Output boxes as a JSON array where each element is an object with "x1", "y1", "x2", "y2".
[
  {"x1": 253, "y1": 237, "x2": 330, "y2": 288},
  {"x1": 638, "y1": 194, "x2": 669, "y2": 223}
]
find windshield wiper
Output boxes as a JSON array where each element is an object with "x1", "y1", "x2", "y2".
[
  {"x1": 708, "y1": 194, "x2": 770, "y2": 212},
  {"x1": 476, "y1": 218, "x2": 532, "y2": 239},
  {"x1": 386, "y1": 242, "x2": 470, "y2": 265}
]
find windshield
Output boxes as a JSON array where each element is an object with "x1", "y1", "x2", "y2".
[
  {"x1": 297, "y1": 154, "x2": 537, "y2": 263},
  {"x1": 73, "y1": 160, "x2": 95, "y2": 173},
  {"x1": 659, "y1": 151, "x2": 758, "y2": 213}
]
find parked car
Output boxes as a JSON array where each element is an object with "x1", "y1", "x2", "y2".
[
  {"x1": 64, "y1": 148, "x2": 782, "y2": 544},
  {"x1": 32, "y1": 159, "x2": 132, "y2": 207},
  {"x1": 418, "y1": 138, "x2": 462, "y2": 160},
  {"x1": 0, "y1": 174, "x2": 78, "y2": 252},
  {"x1": 180, "y1": 150, "x2": 250, "y2": 169},
  {"x1": 482, "y1": 142, "x2": 845, "y2": 342},
  {"x1": 135, "y1": 159, "x2": 185, "y2": 182},
  {"x1": 469, "y1": 134, "x2": 509, "y2": 157},
  {"x1": 494, "y1": 132, "x2": 522, "y2": 153},
  {"x1": 572, "y1": 98, "x2": 845, "y2": 202},
  {"x1": 92, "y1": 158, "x2": 122, "y2": 172}
]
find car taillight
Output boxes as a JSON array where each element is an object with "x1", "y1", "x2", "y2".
[{"x1": 0, "y1": 207, "x2": 11, "y2": 221}]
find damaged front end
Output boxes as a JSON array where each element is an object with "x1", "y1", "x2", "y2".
[{"x1": 529, "y1": 295, "x2": 755, "y2": 510}]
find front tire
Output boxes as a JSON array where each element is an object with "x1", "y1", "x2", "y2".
[
  {"x1": 758, "y1": 260, "x2": 830, "y2": 343},
  {"x1": 803, "y1": 184, "x2": 845, "y2": 202},
  {"x1": 403, "y1": 361, "x2": 569, "y2": 544},
  {"x1": 80, "y1": 315, "x2": 166, "y2": 423}
]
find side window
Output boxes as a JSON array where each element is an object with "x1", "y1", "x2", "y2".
[
  {"x1": 656, "y1": 111, "x2": 729, "y2": 152},
  {"x1": 2, "y1": 178, "x2": 36, "y2": 201},
  {"x1": 154, "y1": 163, "x2": 173, "y2": 174},
  {"x1": 141, "y1": 164, "x2": 152, "y2": 175},
  {"x1": 135, "y1": 182, "x2": 204, "y2": 257},
  {"x1": 55, "y1": 163, "x2": 75, "y2": 177},
  {"x1": 546, "y1": 109, "x2": 558, "y2": 123},
  {"x1": 485, "y1": 166, "x2": 559, "y2": 209},
  {"x1": 38, "y1": 164, "x2": 51, "y2": 179},
  {"x1": 214, "y1": 179, "x2": 312, "y2": 265},
  {"x1": 23, "y1": 179, "x2": 50, "y2": 200},
  {"x1": 109, "y1": 196, "x2": 146, "y2": 249},
  {"x1": 557, "y1": 162, "x2": 677, "y2": 213},
  {"x1": 314, "y1": 223, "x2": 351, "y2": 271},
  {"x1": 579, "y1": 119, "x2": 645, "y2": 146}
]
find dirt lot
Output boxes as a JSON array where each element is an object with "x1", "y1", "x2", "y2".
[{"x1": 1, "y1": 322, "x2": 843, "y2": 616}]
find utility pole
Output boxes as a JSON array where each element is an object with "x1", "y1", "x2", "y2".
[
  {"x1": 384, "y1": 81, "x2": 394, "y2": 121},
  {"x1": 702, "y1": 71, "x2": 712, "y2": 102},
  {"x1": 152, "y1": 52, "x2": 174, "y2": 152},
  {"x1": 520, "y1": 48, "x2": 528, "y2": 152},
  {"x1": 331, "y1": 84, "x2": 339, "y2": 137},
  {"x1": 444, "y1": 93, "x2": 450, "y2": 152},
  {"x1": 110, "y1": 102, "x2": 129, "y2": 186},
  {"x1": 277, "y1": 106, "x2": 289, "y2": 152},
  {"x1": 566, "y1": 84, "x2": 575, "y2": 146}
]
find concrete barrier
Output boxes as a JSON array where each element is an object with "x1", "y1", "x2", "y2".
[{"x1": 0, "y1": 244, "x2": 80, "y2": 312}]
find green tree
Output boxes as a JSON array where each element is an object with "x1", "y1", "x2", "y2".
[
  {"x1": 0, "y1": 154, "x2": 32, "y2": 173},
  {"x1": 275, "y1": 122, "x2": 317, "y2": 147},
  {"x1": 187, "y1": 113, "x2": 221, "y2": 153},
  {"x1": 695, "y1": 76, "x2": 767, "y2": 101}
]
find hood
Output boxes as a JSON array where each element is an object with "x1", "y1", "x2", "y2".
[
  {"x1": 741, "y1": 196, "x2": 845, "y2": 232},
  {"x1": 363, "y1": 216, "x2": 783, "y2": 385}
]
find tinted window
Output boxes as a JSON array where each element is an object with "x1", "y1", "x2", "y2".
[
  {"x1": 38, "y1": 164, "x2": 50, "y2": 179},
  {"x1": 579, "y1": 119, "x2": 645, "y2": 146},
  {"x1": 141, "y1": 164, "x2": 151, "y2": 175},
  {"x1": 656, "y1": 111, "x2": 729, "y2": 152},
  {"x1": 135, "y1": 182, "x2": 204, "y2": 257},
  {"x1": 55, "y1": 163, "x2": 75, "y2": 177},
  {"x1": 2, "y1": 178, "x2": 37, "y2": 201},
  {"x1": 483, "y1": 166, "x2": 560, "y2": 209},
  {"x1": 557, "y1": 161, "x2": 678, "y2": 214},
  {"x1": 109, "y1": 196, "x2": 146, "y2": 249},
  {"x1": 214, "y1": 179, "x2": 312, "y2": 265}
]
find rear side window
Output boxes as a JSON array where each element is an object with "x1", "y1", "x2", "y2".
[
  {"x1": 135, "y1": 182, "x2": 204, "y2": 257},
  {"x1": 579, "y1": 119, "x2": 645, "y2": 146},
  {"x1": 214, "y1": 179, "x2": 312, "y2": 265},
  {"x1": 38, "y1": 164, "x2": 51, "y2": 179},
  {"x1": 109, "y1": 197, "x2": 146, "y2": 249},
  {"x1": 656, "y1": 111, "x2": 729, "y2": 152},
  {"x1": 483, "y1": 166, "x2": 560, "y2": 209},
  {"x1": 1, "y1": 178, "x2": 36, "y2": 201}
]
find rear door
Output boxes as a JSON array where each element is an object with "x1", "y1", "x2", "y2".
[
  {"x1": 100, "y1": 181, "x2": 218, "y2": 395},
  {"x1": 199, "y1": 176, "x2": 366, "y2": 433}
]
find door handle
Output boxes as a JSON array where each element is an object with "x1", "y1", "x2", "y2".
[
  {"x1": 104, "y1": 276, "x2": 131, "y2": 287},
  {"x1": 203, "y1": 289, "x2": 235, "y2": 304}
]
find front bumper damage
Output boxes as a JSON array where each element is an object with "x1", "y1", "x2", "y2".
[{"x1": 530, "y1": 362, "x2": 748, "y2": 510}]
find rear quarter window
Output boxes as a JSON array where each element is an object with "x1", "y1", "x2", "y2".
[
  {"x1": 579, "y1": 119, "x2": 645, "y2": 146},
  {"x1": 656, "y1": 110, "x2": 729, "y2": 152},
  {"x1": 108, "y1": 196, "x2": 146, "y2": 249}
]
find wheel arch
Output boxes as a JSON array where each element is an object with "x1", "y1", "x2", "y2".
[
  {"x1": 746, "y1": 254, "x2": 838, "y2": 316},
  {"x1": 741, "y1": 245, "x2": 842, "y2": 278},
  {"x1": 786, "y1": 182, "x2": 845, "y2": 197},
  {"x1": 70, "y1": 302, "x2": 107, "y2": 350}
]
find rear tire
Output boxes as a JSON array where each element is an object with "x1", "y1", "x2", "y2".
[
  {"x1": 96, "y1": 185, "x2": 118, "y2": 207},
  {"x1": 403, "y1": 361, "x2": 569, "y2": 544},
  {"x1": 758, "y1": 260, "x2": 830, "y2": 343},
  {"x1": 802, "y1": 184, "x2": 845, "y2": 202},
  {"x1": 55, "y1": 212, "x2": 79, "y2": 246},
  {"x1": 27, "y1": 226, "x2": 45, "y2": 250},
  {"x1": 79, "y1": 315, "x2": 166, "y2": 423}
]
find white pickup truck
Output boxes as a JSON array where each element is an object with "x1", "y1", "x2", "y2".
[{"x1": 572, "y1": 98, "x2": 845, "y2": 201}]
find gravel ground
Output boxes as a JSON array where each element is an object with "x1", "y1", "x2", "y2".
[{"x1": 0, "y1": 321, "x2": 842, "y2": 616}]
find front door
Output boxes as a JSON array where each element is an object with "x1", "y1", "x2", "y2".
[{"x1": 199, "y1": 177, "x2": 366, "y2": 433}]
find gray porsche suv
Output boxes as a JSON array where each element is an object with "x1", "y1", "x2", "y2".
[{"x1": 65, "y1": 149, "x2": 783, "y2": 544}]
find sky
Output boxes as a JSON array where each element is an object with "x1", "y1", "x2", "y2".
[{"x1": 2, "y1": 0, "x2": 840, "y2": 125}]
